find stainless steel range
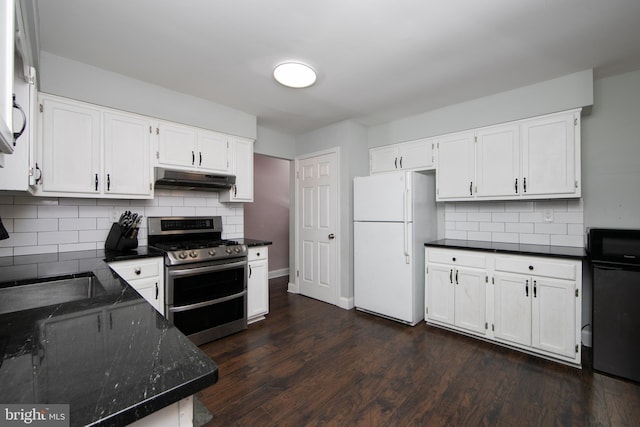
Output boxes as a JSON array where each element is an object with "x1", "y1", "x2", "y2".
[{"x1": 148, "y1": 216, "x2": 248, "y2": 345}]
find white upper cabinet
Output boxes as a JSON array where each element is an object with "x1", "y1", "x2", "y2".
[
  {"x1": 103, "y1": 112, "x2": 153, "y2": 197},
  {"x1": 157, "y1": 122, "x2": 230, "y2": 173},
  {"x1": 475, "y1": 123, "x2": 520, "y2": 198},
  {"x1": 369, "y1": 138, "x2": 434, "y2": 174},
  {"x1": 39, "y1": 95, "x2": 102, "y2": 194},
  {"x1": 435, "y1": 131, "x2": 475, "y2": 200},
  {"x1": 435, "y1": 109, "x2": 581, "y2": 202},
  {"x1": 0, "y1": 0, "x2": 14, "y2": 155},
  {"x1": 521, "y1": 111, "x2": 579, "y2": 197},
  {"x1": 220, "y1": 136, "x2": 254, "y2": 202},
  {"x1": 35, "y1": 94, "x2": 153, "y2": 199}
]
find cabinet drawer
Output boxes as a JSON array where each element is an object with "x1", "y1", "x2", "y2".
[
  {"x1": 427, "y1": 249, "x2": 486, "y2": 268},
  {"x1": 494, "y1": 255, "x2": 576, "y2": 280},
  {"x1": 109, "y1": 258, "x2": 162, "y2": 281},
  {"x1": 248, "y1": 246, "x2": 268, "y2": 261}
]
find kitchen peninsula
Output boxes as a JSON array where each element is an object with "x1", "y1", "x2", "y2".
[{"x1": 0, "y1": 249, "x2": 218, "y2": 426}]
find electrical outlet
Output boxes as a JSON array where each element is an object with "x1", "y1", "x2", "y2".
[
  {"x1": 109, "y1": 208, "x2": 120, "y2": 223},
  {"x1": 543, "y1": 209, "x2": 554, "y2": 223}
]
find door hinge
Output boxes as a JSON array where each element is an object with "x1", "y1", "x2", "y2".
[
  {"x1": 426, "y1": 267, "x2": 428, "y2": 274},
  {"x1": 474, "y1": 136, "x2": 477, "y2": 143},
  {"x1": 492, "y1": 324, "x2": 495, "y2": 331},
  {"x1": 485, "y1": 276, "x2": 488, "y2": 283},
  {"x1": 156, "y1": 151, "x2": 159, "y2": 159},
  {"x1": 156, "y1": 127, "x2": 159, "y2": 135},
  {"x1": 149, "y1": 126, "x2": 152, "y2": 133},
  {"x1": 575, "y1": 180, "x2": 579, "y2": 189},
  {"x1": 39, "y1": 103, "x2": 43, "y2": 113},
  {"x1": 492, "y1": 277, "x2": 494, "y2": 284},
  {"x1": 426, "y1": 307, "x2": 429, "y2": 315},
  {"x1": 575, "y1": 288, "x2": 579, "y2": 297},
  {"x1": 485, "y1": 322, "x2": 488, "y2": 330},
  {"x1": 296, "y1": 171, "x2": 300, "y2": 179},
  {"x1": 296, "y1": 270, "x2": 299, "y2": 277},
  {"x1": 149, "y1": 183, "x2": 153, "y2": 190},
  {"x1": 574, "y1": 118, "x2": 578, "y2": 126}
]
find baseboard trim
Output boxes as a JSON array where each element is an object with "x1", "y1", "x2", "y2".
[
  {"x1": 287, "y1": 281, "x2": 299, "y2": 293},
  {"x1": 268, "y1": 268, "x2": 289, "y2": 279}
]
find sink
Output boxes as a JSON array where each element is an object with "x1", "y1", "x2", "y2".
[{"x1": 0, "y1": 272, "x2": 107, "y2": 315}]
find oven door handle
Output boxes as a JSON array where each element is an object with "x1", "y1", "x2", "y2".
[
  {"x1": 169, "y1": 290, "x2": 247, "y2": 313},
  {"x1": 168, "y1": 259, "x2": 248, "y2": 278}
]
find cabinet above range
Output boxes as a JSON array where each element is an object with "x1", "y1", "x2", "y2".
[{"x1": 24, "y1": 93, "x2": 254, "y2": 201}]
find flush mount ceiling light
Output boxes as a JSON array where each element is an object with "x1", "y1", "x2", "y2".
[{"x1": 273, "y1": 62, "x2": 317, "y2": 88}]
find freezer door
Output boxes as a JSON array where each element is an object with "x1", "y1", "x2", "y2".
[
  {"x1": 354, "y1": 172, "x2": 411, "y2": 222},
  {"x1": 354, "y1": 221, "x2": 414, "y2": 323}
]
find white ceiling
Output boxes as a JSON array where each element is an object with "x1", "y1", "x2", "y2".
[{"x1": 35, "y1": 0, "x2": 640, "y2": 135}]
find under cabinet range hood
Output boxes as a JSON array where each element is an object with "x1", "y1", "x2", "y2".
[{"x1": 154, "y1": 168, "x2": 235, "y2": 191}]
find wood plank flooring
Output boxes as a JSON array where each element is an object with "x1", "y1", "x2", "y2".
[{"x1": 197, "y1": 277, "x2": 640, "y2": 426}]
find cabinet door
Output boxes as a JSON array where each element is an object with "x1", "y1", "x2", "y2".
[
  {"x1": 197, "y1": 130, "x2": 229, "y2": 172},
  {"x1": 248, "y1": 259, "x2": 269, "y2": 320},
  {"x1": 0, "y1": 0, "x2": 14, "y2": 154},
  {"x1": 369, "y1": 145, "x2": 399, "y2": 173},
  {"x1": 454, "y1": 267, "x2": 486, "y2": 335},
  {"x1": 493, "y1": 272, "x2": 531, "y2": 347},
  {"x1": 521, "y1": 112, "x2": 577, "y2": 197},
  {"x1": 531, "y1": 277, "x2": 576, "y2": 358},
  {"x1": 104, "y1": 112, "x2": 152, "y2": 197},
  {"x1": 475, "y1": 124, "x2": 520, "y2": 198},
  {"x1": 128, "y1": 277, "x2": 164, "y2": 315},
  {"x1": 157, "y1": 122, "x2": 197, "y2": 168},
  {"x1": 425, "y1": 263, "x2": 455, "y2": 325},
  {"x1": 41, "y1": 97, "x2": 101, "y2": 194},
  {"x1": 398, "y1": 138, "x2": 434, "y2": 170},
  {"x1": 221, "y1": 137, "x2": 253, "y2": 202},
  {"x1": 436, "y1": 131, "x2": 475, "y2": 200}
]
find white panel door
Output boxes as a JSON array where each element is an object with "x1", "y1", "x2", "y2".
[
  {"x1": 103, "y1": 112, "x2": 152, "y2": 197},
  {"x1": 493, "y1": 272, "x2": 531, "y2": 347},
  {"x1": 521, "y1": 112, "x2": 576, "y2": 196},
  {"x1": 157, "y1": 122, "x2": 196, "y2": 168},
  {"x1": 353, "y1": 171, "x2": 408, "y2": 222},
  {"x1": 354, "y1": 221, "x2": 412, "y2": 322},
  {"x1": 298, "y1": 152, "x2": 338, "y2": 305},
  {"x1": 41, "y1": 97, "x2": 101, "y2": 193},
  {"x1": 476, "y1": 124, "x2": 520, "y2": 197},
  {"x1": 454, "y1": 267, "x2": 487, "y2": 334},
  {"x1": 436, "y1": 131, "x2": 475, "y2": 199},
  {"x1": 532, "y1": 277, "x2": 576, "y2": 358},
  {"x1": 197, "y1": 130, "x2": 228, "y2": 172},
  {"x1": 425, "y1": 263, "x2": 455, "y2": 325}
]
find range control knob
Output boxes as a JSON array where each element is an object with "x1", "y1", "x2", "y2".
[
  {"x1": 189, "y1": 250, "x2": 198, "y2": 258},
  {"x1": 225, "y1": 248, "x2": 232, "y2": 255},
  {"x1": 208, "y1": 249, "x2": 216, "y2": 256},
  {"x1": 178, "y1": 251, "x2": 187, "y2": 259},
  {"x1": 234, "y1": 246, "x2": 241, "y2": 253}
]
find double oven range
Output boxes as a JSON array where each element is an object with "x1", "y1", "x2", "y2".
[{"x1": 148, "y1": 216, "x2": 248, "y2": 345}]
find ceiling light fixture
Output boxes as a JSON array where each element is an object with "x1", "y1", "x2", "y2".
[{"x1": 273, "y1": 62, "x2": 317, "y2": 88}]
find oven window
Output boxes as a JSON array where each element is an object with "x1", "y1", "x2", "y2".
[
  {"x1": 172, "y1": 265, "x2": 246, "y2": 306},
  {"x1": 172, "y1": 297, "x2": 245, "y2": 336}
]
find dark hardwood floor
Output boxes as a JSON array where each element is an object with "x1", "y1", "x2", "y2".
[{"x1": 197, "y1": 277, "x2": 640, "y2": 426}]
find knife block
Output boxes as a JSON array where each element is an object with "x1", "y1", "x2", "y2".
[{"x1": 105, "y1": 223, "x2": 138, "y2": 251}]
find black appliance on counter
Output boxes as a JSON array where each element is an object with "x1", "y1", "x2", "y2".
[
  {"x1": 148, "y1": 216, "x2": 248, "y2": 345},
  {"x1": 589, "y1": 228, "x2": 640, "y2": 382}
]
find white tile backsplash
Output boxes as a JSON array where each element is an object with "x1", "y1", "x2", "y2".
[
  {"x1": 0, "y1": 190, "x2": 244, "y2": 256},
  {"x1": 444, "y1": 199, "x2": 585, "y2": 247}
]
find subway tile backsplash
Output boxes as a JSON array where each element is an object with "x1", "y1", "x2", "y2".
[
  {"x1": 0, "y1": 190, "x2": 244, "y2": 257},
  {"x1": 444, "y1": 200, "x2": 585, "y2": 247}
]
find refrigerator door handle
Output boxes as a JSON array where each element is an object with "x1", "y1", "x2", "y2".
[{"x1": 403, "y1": 186, "x2": 410, "y2": 264}]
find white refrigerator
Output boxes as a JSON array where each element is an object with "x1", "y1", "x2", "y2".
[{"x1": 353, "y1": 171, "x2": 436, "y2": 325}]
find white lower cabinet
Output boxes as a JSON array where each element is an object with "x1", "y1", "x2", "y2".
[
  {"x1": 107, "y1": 257, "x2": 165, "y2": 315},
  {"x1": 426, "y1": 249, "x2": 487, "y2": 336},
  {"x1": 425, "y1": 248, "x2": 582, "y2": 366},
  {"x1": 247, "y1": 246, "x2": 269, "y2": 323}
]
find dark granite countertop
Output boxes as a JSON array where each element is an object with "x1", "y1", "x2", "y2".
[
  {"x1": 0, "y1": 249, "x2": 218, "y2": 427},
  {"x1": 239, "y1": 238, "x2": 273, "y2": 247},
  {"x1": 424, "y1": 239, "x2": 587, "y2": 259}
]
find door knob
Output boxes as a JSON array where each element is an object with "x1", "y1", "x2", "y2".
[{"x1": 328, "y1": 233, "x2": 335, "y2": 239}]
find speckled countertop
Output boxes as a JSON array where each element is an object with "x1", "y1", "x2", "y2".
[
  {"x1": 0, "y1": 249, "x2": 218, "y2": 427},
  {"x1": 424, "y1": 239, "x2": 586, "y2": 259}
]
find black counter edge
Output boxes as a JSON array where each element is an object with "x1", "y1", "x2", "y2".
[{"x1": 424, "y1": 239, "x2": 587, "y2": 259}]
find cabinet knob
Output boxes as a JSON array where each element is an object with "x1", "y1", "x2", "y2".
[
  {"x1": 256, "y1": 252, "x2": 260, "y2": 257},
  {"x1": 528, "y1": 265, "x2": 534, "y2": 271},
  {"x1": 134, "y1": 267, "x2": 141, "y2": 275},
  {"x1": 452, "y1": 257, "x2": 456, "y2": 262}
]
